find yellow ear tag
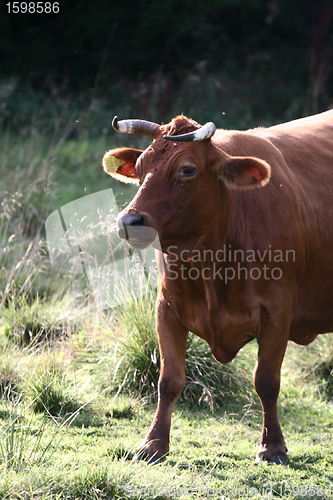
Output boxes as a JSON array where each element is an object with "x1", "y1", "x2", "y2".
[{"x1": 103, "y1": 154, "x2": 125, "y2": 174}]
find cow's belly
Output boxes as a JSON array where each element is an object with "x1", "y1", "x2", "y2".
[
  {"x1": 290, "y1": 280, "x2": 333, "y2": 343},
  {"x1": 290, "y1": 308, "x2": 333, "y2": 343}
]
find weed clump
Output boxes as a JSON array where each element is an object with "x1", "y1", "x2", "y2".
[
  {"x1": 0, "y1": 362, "x2": 21, "y2": 402},
  {"x1": 183, "y1": 335, "x2": 255, "y2": 410},
  {"x1": 291, "y1": 336, "x2": 333, "y2": 399},
  {"x1": 2, "y1": 294, "x2": 80, "y2": 346},
  {"x1": 112, "y1": 291, "x2": 159, "y2": 399},
  {"x1": 28, "y1": 363, "x2": 81, "y2": 417}
]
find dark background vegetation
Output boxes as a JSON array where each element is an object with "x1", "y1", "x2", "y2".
[{"x1": 1, "y1": 0, "x2": 333, "y2": 134}]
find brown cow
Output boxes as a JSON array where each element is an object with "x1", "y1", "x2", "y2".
[{"x1": 102, "y1": 110, "x2": 333, "y2": 464}]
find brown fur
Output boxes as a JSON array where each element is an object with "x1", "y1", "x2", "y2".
[{"x1": 106, "y1": 110, "x2": 333, "y2": 463}]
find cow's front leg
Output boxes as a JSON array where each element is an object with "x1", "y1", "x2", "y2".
[
  {"x1": 254, "y1": 332, "x2": 289, "y2": 464},
  {"x1": 136, "y1": 298, "x2": 188, "y2": 463}
]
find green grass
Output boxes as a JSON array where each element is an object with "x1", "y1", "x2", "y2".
[
  {"x1": 0, "y1": 353, "x2": 333, "y2": 500},
  {"x1": 1, "y1": 324, "x2": 333, "y2": 499}
]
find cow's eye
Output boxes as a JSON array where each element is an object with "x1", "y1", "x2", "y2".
[{"x1": 181, "y1": 165, "x2": 196, "y2": 177}]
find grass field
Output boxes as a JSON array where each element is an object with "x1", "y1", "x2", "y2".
[
  {"x1": 1, "y1": 334, "x2": 333, "y2": 500},
  {"x1": 1, "y1": 99, "x2": 333, "y2": 499}
]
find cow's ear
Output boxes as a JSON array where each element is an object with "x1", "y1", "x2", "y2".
[
  {"x1": 102, "y1": 147, "x2": 143, "y2": 185},
  {"x1": 217, "y1": 156, "x2": 271, "y2": 189}
]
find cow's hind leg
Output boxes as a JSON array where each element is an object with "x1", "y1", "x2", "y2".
[
  {"x1": 135, "y1": 299, "x2": 188, "y2": 463},
  {"x1": 254, "y1": 329, "x2": 289, "y2": 464}
]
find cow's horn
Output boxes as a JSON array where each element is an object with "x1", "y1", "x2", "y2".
[
  {"x1": 163, "y1": 122, "x2": 216, "y2": 142},
  {"x1": 112, "y1": 116, "x2": 160, "y2": 138}
]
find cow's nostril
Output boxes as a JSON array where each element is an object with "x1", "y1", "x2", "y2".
[
  {"x1": 116, "y1": 213, "x2": 155, "y2": 249},
  {"x1": 118, "y1": 214, "x2": 146, "y2": 229}
]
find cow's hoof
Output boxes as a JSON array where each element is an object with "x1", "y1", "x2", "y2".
[
  {"x1": 256, "y1": 445, "x2": 288, "y2": 465},
  {"x1": 269, "y1": 454, "x2": 289, "y2": 465},
  {"x1": 134, "y1": 453, "x2": 166, "y2": 465},
  {"x1": 136, "y1": 454, "x2": 166, "y2": 465},
  {"x1": 256, "y1": 453, "x2": 289, "y2": 465},
  {"x1": 134, "y1": 444, "x2": 167, "y2": 465}
]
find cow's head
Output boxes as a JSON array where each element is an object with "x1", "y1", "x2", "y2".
[{"x1": 103, "y1": 116, "x2": 271, "y2": 254}]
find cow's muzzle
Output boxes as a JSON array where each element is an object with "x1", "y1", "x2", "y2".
[{"x1": 117, "y1": 213, "x2": 158, "y2": 249}]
